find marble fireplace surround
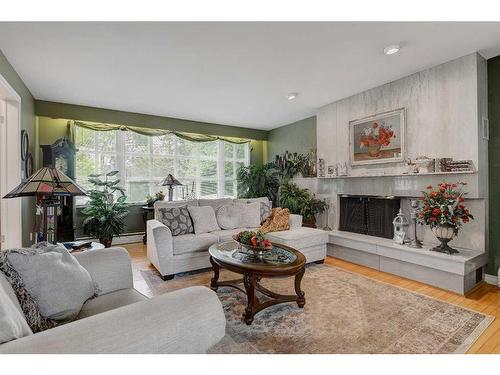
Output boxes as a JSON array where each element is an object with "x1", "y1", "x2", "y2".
[
  {"x1": 296, "y1": 172, "x2": 486, "y2": 253},
  {"x1": 293, "y1": 173, "x2": 488, "y2": 294}
]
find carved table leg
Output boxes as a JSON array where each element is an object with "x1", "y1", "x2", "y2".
[
  {"x1": 210, "y1": 256, "x2": 220, "y2": 291},
  {"x1": 243, "y1": 273, "x2": 256, "y2": 325},
  {"x1": 295, "y1": 266, "x2": 306, "y2": 308}
]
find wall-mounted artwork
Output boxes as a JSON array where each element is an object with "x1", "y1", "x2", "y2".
[{"x1": 349, "y1": 108, "x2": 405, "y2": 166}]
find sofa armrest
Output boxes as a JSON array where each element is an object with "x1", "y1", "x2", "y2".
[
  {"x1": 73, "y1": 247, "x2": 133, "y2": 295},
  {"x1": 289, "y1": 214, "x2": 303, "y2": 229},
  {"x1": 0, "y1": 286, "x2": 225, "y2": 354},
  {"x1": 146, "y1": 219, "x2": 174, "y2": 276}
]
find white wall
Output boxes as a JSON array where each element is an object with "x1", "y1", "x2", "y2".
[
  {"x1": 302, "y1": 53, "x2": 488, "y2": 253},
  {"x1": 317, "y1": 53, "x2": 483, "y2": 179}
]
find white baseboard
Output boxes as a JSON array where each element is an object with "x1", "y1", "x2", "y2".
[
  {"x1": 76, "y1": 233, "x2": 144, "y2": 246},
  {"x1": 484, "y1": 273, "x2": 499, "y2": 287},
  {"x1": 111, "y1": 234, "x2": 143, "y2": 245}
]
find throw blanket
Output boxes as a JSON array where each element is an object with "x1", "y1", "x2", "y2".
[{"x1": 259, "y1": 207, "x2": 290, "y2": 234}]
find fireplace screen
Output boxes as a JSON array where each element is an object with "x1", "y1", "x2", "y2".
[{"x1": 339, "y1": 196, "x2": 400, "y2": 239}]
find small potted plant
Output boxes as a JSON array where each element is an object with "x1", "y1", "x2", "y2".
[
  {"x1": 417, "y1": 182, "x2": 474, "y2": 254},
  {"x1": 146, "y1": 191, "x2": 165, "y2": 207}
]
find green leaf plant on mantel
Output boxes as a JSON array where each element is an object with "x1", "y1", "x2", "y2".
[
  {"x1": 81, "y1": 170, "x2": 129, "y2": 247},
  {"x1": 278, "y1": 180, "x2": 327, "y2": 228}
]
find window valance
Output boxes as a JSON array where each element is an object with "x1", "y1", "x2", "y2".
[{"x1": 71, "y1": 120, "x2": 252, "y2": 144}]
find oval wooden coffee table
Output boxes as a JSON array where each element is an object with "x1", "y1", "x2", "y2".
[{"x1": 209, "y1": 241, "x2": 306, "y2": 325}]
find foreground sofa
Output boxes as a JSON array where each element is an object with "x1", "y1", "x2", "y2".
[
  {"x1": 0, "y1": 247, "x2": 225, "y2": 354},
  {"x1": 147, "y1": 197, "x2": 328, "y2": 280}
]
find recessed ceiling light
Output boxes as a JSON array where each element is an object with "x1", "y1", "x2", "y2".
[
  {"x1": 383, "y1": 45, "x2": 400, "y2": 55},
  {"x1": 287, "y1": 92, "x2": 299, "y2": 100}
]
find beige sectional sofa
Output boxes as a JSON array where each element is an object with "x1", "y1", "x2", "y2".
[
  {"x1": 147, "y1": 197, "x2": 328, "y2": 280},
  {"x1": 0, "y1": 247, "x2": 225, "y2": 354}
]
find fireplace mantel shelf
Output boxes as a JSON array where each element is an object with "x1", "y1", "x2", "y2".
[{"x1": 319, "y1": 170, "x2": 476, "y2": 179}]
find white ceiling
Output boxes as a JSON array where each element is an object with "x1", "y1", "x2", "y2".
[{"x1": 1, "y1": 22, "x2": 500, "y2": 130}]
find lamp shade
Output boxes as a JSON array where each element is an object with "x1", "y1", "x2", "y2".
[
  {"x1": 3, "y1": 167, "x2": 87, "y2": 198},
  {"x1": 161, "y1": 174, "x2": 182, "y2": 187}
]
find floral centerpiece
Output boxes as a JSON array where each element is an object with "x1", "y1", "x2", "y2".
[
  {"x1": 233, "y1": 230, "x2": 272, "y2": 253},
  {"x1": 359, "y1": 121, "x2": 395, "y2": 157},
  {"x1": 417, "y1": 182, "x2": 474, "y2": 254}
]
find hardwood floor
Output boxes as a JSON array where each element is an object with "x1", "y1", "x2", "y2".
[{"x1": 122, "y1": 242, "x2": 500, "y2": 354}]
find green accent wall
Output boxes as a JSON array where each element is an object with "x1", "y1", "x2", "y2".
[
  {"x1": 267, "y1": 116, "x2": 316, "y2": 162},
  {"x1": 36, "y1": 100, "x2": 268, "y2": 140},
  {"x1": 0, "y1": 50, "x2": 36, "y2": 247},
  {"x1": 488, "y1": 56, "x2": 500, "y2": 276},
  {"x1": 36, "y1": 115, "x2": 268, "y2": 238}
]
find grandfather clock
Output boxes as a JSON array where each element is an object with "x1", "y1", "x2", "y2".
[{"x1": 40, "y1": 123, "x2": 77, "y2": 241}]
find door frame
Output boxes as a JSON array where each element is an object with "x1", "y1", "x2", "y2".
[{"x1": 0, "y1": 72, "x2": 22, "y2": 249}]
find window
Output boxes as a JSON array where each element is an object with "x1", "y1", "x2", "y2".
[{"x1": 75, "y1": 127, "x2": 250, "y2": 204}]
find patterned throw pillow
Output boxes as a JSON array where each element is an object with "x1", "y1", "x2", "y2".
[
  {"x1": 260, "y1": 201, "x2": 272, "y2": 223},
  {"x1": 157, "y1": 205, "x2": 194, "y2": 236}
]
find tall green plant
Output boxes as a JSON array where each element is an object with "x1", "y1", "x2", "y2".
[
  {"x1": 236, "y1": 163, "x2": 281, "y2": 205},
  {"x1": 81, "y1": 170, "x2": 128, "y2": 247}
]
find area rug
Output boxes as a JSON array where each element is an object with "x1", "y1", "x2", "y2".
[{"x1": 140, "y1": 264, "x2": 494, "y2": 354}]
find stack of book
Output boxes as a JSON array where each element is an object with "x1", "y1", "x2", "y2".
[{"x1": 438, "y1": 159, "x2": 474, "y2": 172}]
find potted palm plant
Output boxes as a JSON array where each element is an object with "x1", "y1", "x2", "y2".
[{"x1": 81, "y1": 170, "x2": 129, "y2": 247}]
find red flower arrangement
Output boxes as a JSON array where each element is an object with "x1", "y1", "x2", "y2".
[
  {"x1": 417, "y1": 182, "x2": 474, "y2": 234},
  {"x1": 359, "y1": 121, "x2": 395, "y2": 148}
]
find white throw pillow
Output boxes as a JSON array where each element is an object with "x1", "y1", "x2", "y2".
[
  {"x1": 216, "y1": 204, "x2": 241, "y2": 230},
  {"x1": 235, "y1": 202, "x2": 262, "y2": 228},
  {"x1": 188, "y1": 206, "x2": 221, "y2": 234},
  {"x1": 0, "y1": 273, "x2": 32, "y2": 344}
]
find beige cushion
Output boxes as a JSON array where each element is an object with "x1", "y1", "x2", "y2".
[
  {"x1": 233, "y1": 197, "x2": 269, "y2": 204},
  {"x1": 173, "y1": 233, "x2": 218, "y2": 255},
  {"x1": 265, "y1": 227, "x2": 328, "y2": 249},
  {"x1": 5, "y1": 245, "x2": 96, "y2": 321},
  {"x1": 210, "y1": 228, "x2": 245, "y2": 242},
  {"x1": 0, "y1": 272, "x2": 33, "y2": 344},
  {"x1": 235, "y1": 202, "x2": 261, "y2": 228},
  {"x1": 77, "y1": 289, "x2": 147, "y2": 320},
  {"x1": 188, "y1": 206, "x2": 220, "y2": 234},
  {"x1": 216, "y1": 204, "x2": 240, "y2": 230},
  {"x1": 198, "y1": 198, "x2": 233, "y2": 211}
]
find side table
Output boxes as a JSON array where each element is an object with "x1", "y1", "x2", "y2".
[{"x1": 141, "y1": 206, "x2": 154, "y2": 244}]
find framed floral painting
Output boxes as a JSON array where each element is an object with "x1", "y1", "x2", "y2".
[{"x1": 349, "y1": 108, "x2": 405, "y2": 166}]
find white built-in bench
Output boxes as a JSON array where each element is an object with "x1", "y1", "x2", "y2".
[{"x1": 327, "y1": 230, "x2": 488, "y2": 294}]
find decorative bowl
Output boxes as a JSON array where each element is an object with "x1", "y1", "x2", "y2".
[{"x1": 232, "y1": 234, "x2": 272, "y2": 253}]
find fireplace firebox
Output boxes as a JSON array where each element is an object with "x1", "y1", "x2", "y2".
[{"x1": 338, "y1": 196, "x2": 401, "y2": 239}]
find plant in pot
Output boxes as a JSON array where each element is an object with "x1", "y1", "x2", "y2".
[
  {"x1": 417, "y1": 182, "x2": 473, "y2": 254},
  {"x1": 236, "y1": 163, "x2": 281, "y2": 205},
  {"x1": 81, "y1": 170, "x2": 129, "y2": 248},
  {"x1": 146, "y1": 191, "x2": 165, "y2": 207},
  {"x1": 278, "y1": 181, "x2": 327, "y2": 228}
]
